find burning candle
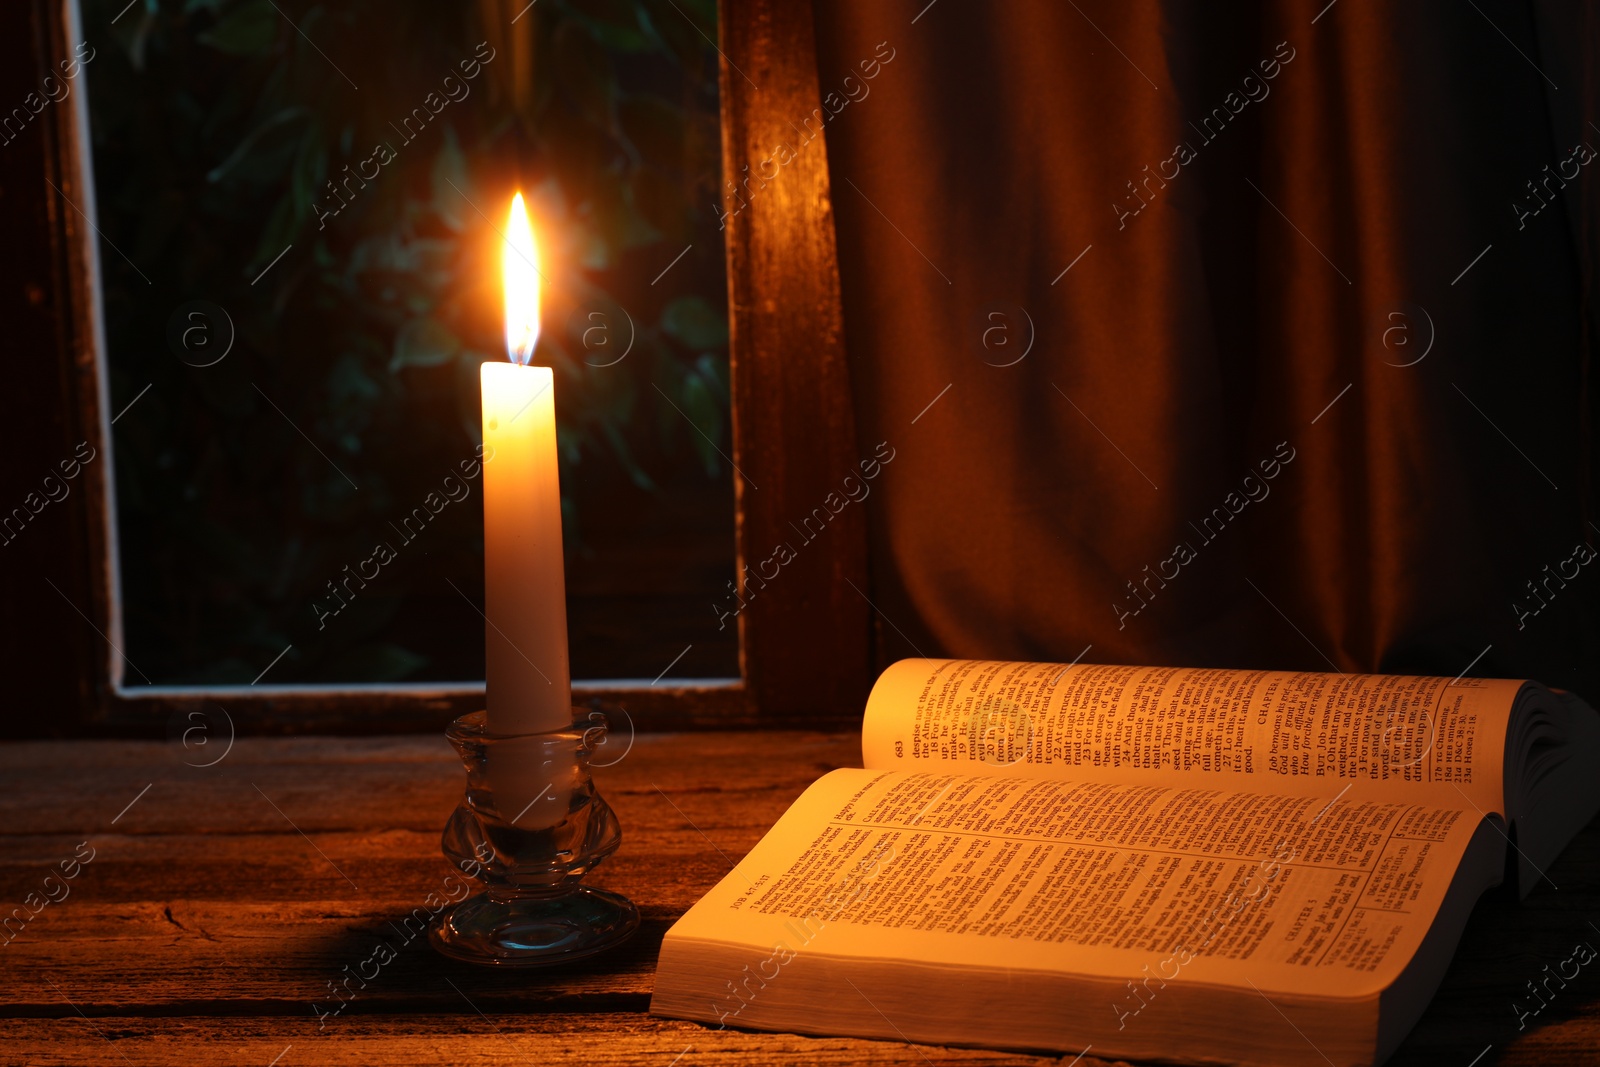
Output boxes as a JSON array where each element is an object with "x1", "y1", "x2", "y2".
[{"x1": 480, "y1": 192, "x2": 572, "y2": 737}]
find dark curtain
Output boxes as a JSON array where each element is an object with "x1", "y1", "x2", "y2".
[{"x1": 812, "y1": 0, "x2": 1600, "y2": 700}]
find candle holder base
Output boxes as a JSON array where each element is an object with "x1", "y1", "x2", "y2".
[
  {"x1": 429, "y1": 710, "x2": 640, "y2": 968},
  {"x1": 429, "y1": 886, "x2": 639, "y2": 967}
]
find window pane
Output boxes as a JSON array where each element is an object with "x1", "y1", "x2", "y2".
[{"x1": 83, "y1": 0, "x2": 736, "y2": 685}]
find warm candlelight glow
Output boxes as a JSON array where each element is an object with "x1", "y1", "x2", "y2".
[
  {"x1": 503, "y1": 191, "x2": 540, "y2": 365},
  {"x1": 480, "y1": 191, "x2": 570, "y2": 750}
]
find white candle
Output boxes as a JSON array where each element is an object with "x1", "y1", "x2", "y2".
[
  {"x1": 480, "y1": 362, "x2": 571, "y2": 735},
  {"x1": 480, "y1": 194, "x2": 573, "y2": 828},
  {"x1": 483, "y1": 192, "x2": 570, "y2": 735}
]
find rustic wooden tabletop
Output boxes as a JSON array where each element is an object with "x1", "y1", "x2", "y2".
[{"x1": 0, "y1": 731, "x2": 1595, "y2": 1066}]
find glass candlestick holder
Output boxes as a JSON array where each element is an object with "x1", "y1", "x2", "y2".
[{"x1": 428, "y1": 709, "x2": 639, "y2": 967}]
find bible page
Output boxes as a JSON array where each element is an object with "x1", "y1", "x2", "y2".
[
  {"x1": 860, "y1": 659, "x2": 1519, "y2": 816},
  {"x1": 664, "y1": 767, "x2": 1491, "y2": 1009}
]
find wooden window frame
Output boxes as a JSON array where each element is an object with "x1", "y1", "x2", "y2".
[{"x1": 5, "y1": 0, "x2": 870, "y2": 735}]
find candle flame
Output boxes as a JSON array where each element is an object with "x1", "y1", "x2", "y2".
[{"x1": 503, "y1": 192, "x2": 540, "y2": 365}]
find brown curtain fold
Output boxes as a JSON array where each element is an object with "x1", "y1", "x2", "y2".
[{"x1": 811, "y1": 0, "x2": 1599, "y2": 699}]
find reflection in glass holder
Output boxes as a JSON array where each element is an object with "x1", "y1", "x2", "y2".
[{"x1": 428, "y1": 710, "x2": 639, "y2": 967}]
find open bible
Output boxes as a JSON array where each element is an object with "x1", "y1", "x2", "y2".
[{"x1": 651, "y1": 659, "x2": 1600, "y2": 1066}]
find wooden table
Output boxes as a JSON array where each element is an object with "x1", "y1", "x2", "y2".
[{"x1": 1, "y1": 732, "x2": 1597, "y2": 1065}]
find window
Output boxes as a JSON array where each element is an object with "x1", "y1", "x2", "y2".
[{"x1": 82, "y1": 0, "x2": 736, "y2": 687}]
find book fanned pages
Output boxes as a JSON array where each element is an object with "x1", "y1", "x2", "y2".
[{"x1": 649, "y1": 659, "x2": 1600, "y2": 1067}]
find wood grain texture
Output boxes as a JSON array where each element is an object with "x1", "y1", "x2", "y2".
[
  {"x1": 95, "y1": 683, "x2": 757, "y2": 739},
  {"x1": 0, "y1": 1016, "x2": 1083, "y2": 1066},
  {"x1": 719, "y1": 0, "x2": 873, "y2": 724},
  {"x1": 1, "y1": 732, "x2": 1600, "y2": 1065},
  {"x1": 0, "y1": 733, "x2": 855, "y2": 1021}
]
